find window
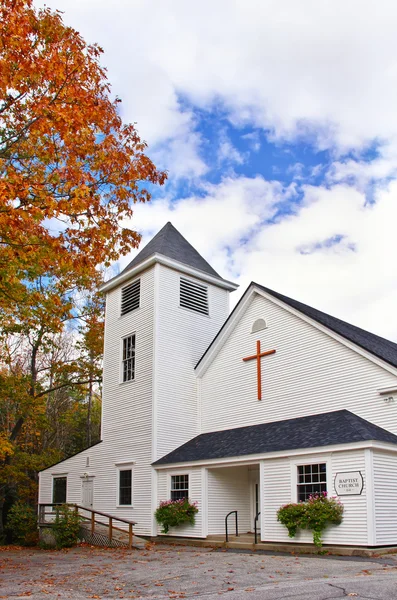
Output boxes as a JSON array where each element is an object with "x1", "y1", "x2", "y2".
[
  {"x1": 122, "y1": 334, "x2": 135, "y2": 382},
  {"x1": 297, "y1": 463, "x2": 327, "y2": 502},
  {"x1": 180, "y1": 277, "x2": 208, "y2": 316},
  {"x1": 251, "y1": 318, "x2": 267, "y2": 333},
  {"x1": 121, "y1": 279, "x2": 140, "y2": 316},
  {"x1": 119, "y1": 469, "x2": 132, "y2": 505},
  {"x1": 171, "y1": 474, "x2": 189, "y2": 501},
  {"x1": 53, "y1": 476, "x2": 67, "y2": 504}
]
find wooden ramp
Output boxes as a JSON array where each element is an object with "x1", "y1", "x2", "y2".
[
  {"x1": 80, "y1": 521, "x2": 147, "y2": 549},
  {"x1": 38, "y1": 503, "x2": 146, "y2": 550}
]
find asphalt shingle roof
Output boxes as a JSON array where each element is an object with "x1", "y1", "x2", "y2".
[
  {"x1": 256, "y1": 284, "x2": 397, "y2": 370},
  {"x1": 122, "y1": 222, "x2": 221, "y2": 279},
  {"x1": 196, "y1": 283, "x2": 397, "y2": 371},
  {"x1": 153, "y1": 410, "x2": 397, "y2": 465}
]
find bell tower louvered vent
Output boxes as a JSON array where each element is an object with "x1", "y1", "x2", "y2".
[
  {"x1": 180, "y1": 277, "x2": 209, "y2": 315},
  {"x1": 121, "y1": 279, "x2": 140, "y2": 316}
]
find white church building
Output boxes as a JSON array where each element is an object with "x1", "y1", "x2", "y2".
[{"x1": 39, "y1": 222, "x2": 397, "y2": 547}]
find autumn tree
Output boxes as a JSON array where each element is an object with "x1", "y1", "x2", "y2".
[
  {"x1": 0, "y1": 0, "x2": 166, "y2": 442},
  {"x1": 0, "y1": 0, "x2": 166, "y2": 529}
]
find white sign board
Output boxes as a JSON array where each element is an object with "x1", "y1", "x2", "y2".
[{"x1": 334, "y1": 471, "x2": 363, "y2": 496}]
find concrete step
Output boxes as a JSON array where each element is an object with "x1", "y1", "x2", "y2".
[{"x1": 149, "y1": 535, "x2": 397, "y2": 557}]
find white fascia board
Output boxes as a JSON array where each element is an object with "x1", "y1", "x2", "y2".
[
  {"x1": 252, "y1": 286, "x2": 397, "y2": 378},
  {"x1": 196, "y1": 283, "x2": 397, "y2": 378},
  {"x1": 153, "y1": 440, "x2": 397, "y2": 470},
  {"x1": 99, "y1": 254, "x2": 238, "y2": 294}
]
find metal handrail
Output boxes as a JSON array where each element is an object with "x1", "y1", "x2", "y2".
[
  {"x1": 38, "y1": 503, "x2": 137, "y2": 549},
  {"x1": 254, "y1": 511, "x2": 261, "y2": 545},
  {"x1": 225, "y1": 510, "x2": 238, "y2": 542}
]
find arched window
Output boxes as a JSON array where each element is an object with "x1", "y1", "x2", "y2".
[{"x1": 251, "y1": 318, "x2": 267, "y2": 333}]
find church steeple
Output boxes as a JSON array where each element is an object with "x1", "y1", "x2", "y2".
[
  {"x1": 122, "y1": 222, "x2": 221, "y2": 279},
  {"x1": 100, "y1": 222, "x2": 238, "y2": 294}
]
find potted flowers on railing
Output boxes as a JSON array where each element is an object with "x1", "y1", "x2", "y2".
[
  {"x1": 155, "y1": 498, "x2": 198, "y2": 534},
  {"x1": 277, "y1": 492, "x2": 344, "y2": 547}
]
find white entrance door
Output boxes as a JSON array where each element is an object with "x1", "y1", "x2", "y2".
[{"x1": 82, "y1": 478, "x2": 94, "y2": 509}]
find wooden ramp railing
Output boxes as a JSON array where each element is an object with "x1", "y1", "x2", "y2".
[{"x1": 38, "y1": 504, "x2": 137, "y2": 549}]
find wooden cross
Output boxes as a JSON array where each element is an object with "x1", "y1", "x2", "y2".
[{"x1": 242, "y1": 341, "x2": 276, "y2": 400}]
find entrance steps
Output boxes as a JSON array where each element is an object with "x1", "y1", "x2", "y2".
[{"x1": 149, "y1": 533, "x2": 397, "y2": 557}]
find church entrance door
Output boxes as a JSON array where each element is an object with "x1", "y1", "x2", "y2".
[{"x1": 82, "y1": 477, "x2": 94, "y2": 509}]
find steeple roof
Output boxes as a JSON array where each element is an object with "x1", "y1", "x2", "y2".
[{"x1": 122, "y1": 222, "x2": 221, "y2": 278}]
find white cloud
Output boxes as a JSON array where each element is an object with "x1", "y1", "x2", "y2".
[
  {"x1": 241, "y1": 131, "x2": 261, "y2": 152},
  {"x1": 36, "y1": 0, "x2": 397, "y2": 162},
  {"x1": 122, "y1": 175, "x2": 397, "y2": 341},
  {"x1": 33, "y1": 0, "x2": 397, "y2": 341},
  {"x1": 218, "y1": 139, "x2": 245, "y2": 166},
  {"x1": 122, "y1": 175, "x2": 294, "y2": 272}
]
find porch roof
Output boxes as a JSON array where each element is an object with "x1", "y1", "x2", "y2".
[{"x1": 153, "y1": 410, "x2": 397, "y2": 466}]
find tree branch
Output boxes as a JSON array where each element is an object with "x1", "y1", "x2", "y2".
[{"x1": 35, "y1": 378, "x2": 102, "y2": 398}]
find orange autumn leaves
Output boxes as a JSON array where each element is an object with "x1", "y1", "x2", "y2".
[
  {"x1": 0, "y1": 0, "x2": 166, "y2": 315},
  {"x1": 0, "y1": 0, "x2": 165, "y2": 472}
]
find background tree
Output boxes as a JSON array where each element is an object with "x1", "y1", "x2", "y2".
[{"x1": 0, "y1": 0, "x2": 166, "y2": 535}]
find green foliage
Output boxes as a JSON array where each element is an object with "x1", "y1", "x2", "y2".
[
  {"x1": 277, "y1": 493, "x2": 344, "y2": 547},
  {"x1": 155, "y1": 499, "x2": 198, "y2": 534},
  {"x1": 276, "y1": 501, "x2": 305, "y2": 539},
  {"x1": 52, "y1": 505, "x2": 82, "y2": 549},
  {"x1": 5, "y1": 501, "x2": 38, "y2": 546}
]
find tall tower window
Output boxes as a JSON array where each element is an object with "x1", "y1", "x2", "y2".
[
  {"x1": 121, "y1": 279, "x2": 140, "y2": 316},
  {"x1": 122, "y1": 334, "x2": 135, "y2": 382},
  {"x1": 180, "y1": 277, "x2": 209, "y2": 316}
]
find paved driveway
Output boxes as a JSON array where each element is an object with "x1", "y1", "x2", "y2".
[{"x1": 1, "y1": 544, "x2": 397, "y2": 599}]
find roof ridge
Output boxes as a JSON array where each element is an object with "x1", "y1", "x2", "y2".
[
  {"x1": 253, "y1": 282, "x2": 397, "y2": 370},
  {"x1": 256, "y1": 283, "x2": 397, "y2": 347},
  {"x1": 121, "y1": 222, "x2": 222, "y2": 279},
  {"x1": 156, "y1": 221, "x2": 173, "y2": 256},
  {"x1": 341, "y1": 410, "x2": 371, "y2": 441}
]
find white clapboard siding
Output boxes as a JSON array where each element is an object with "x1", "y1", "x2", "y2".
[
  {"x1": 261, "y1": 450, "x2": 368, "y2": 545},
  {"x1": 207, "y1": 466, "x2": 251, "y2": 535},
  {"x1": 40, "y1": 268, "x2": 156, "y2": 536},
  {"x1": 157, "y1": 467, "x2": 204, "y2": 537},
  {"x1": 200, "y1": 293, "x2": 397, "y2": 435},
  {"x1": 373, "y1": 450, "x2": 397, "y2": 545},
  {"x1": 155, "y1": 265, "x2": 230, "y2": 460},
  {"x1": 261, "y1": 458, "x2": 292, "y2": 543}
]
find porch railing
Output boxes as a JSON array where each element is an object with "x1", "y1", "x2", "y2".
[
  {"x1": 254, "y1": 511, "x2": 261, "y2": 545},
  {"x1": 38, "y1": 503, "x2": 137, "y2": 549},
  {"x1": 225, "y1": 510, "x2": 238, "y2": 542}
]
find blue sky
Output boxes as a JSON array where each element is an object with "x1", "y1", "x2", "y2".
[{"x1": 37, "y1": 0, "x2": 397, "y2": 340}]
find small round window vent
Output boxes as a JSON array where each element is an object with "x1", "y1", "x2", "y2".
[{"x1": 251, "y1": 318, "x2": 267, "y2": 333}]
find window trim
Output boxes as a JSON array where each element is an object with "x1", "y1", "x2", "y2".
[
  {"x1": 290, "y1": 456, "x2": 331, "y2": 503},
  {"x1": 168, "y1": 472, "x2": 190, "y2": 501},
  {"x1": 120, "y1": 332, "x2": 136, "y2": 384},
  {"x1": 52, "y1": 475, "x2": 67, "y2": 505},
  {"x1": 116, "y1": 463, "x2": 134, "y2": 507}
]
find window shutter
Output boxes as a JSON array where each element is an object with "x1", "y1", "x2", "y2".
[
  {"x1": 180, "y1": 277, "x2": 208, "y2": 315},
  {"x1": 121, "y1": 280, "x2": 140, "y2": 315}
]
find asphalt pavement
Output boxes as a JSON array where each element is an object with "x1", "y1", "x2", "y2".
[{"x1": 1, "y1": 543, "x2": 397, "y2": 599}]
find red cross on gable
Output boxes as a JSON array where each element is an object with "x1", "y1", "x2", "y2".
[{"x1": 242, "y1": 340, "x2": 276, "y2": 400}]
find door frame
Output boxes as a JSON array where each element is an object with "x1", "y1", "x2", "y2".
[{"x1": 249, "y1": 469, "x2": 261, "y2": 532}]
